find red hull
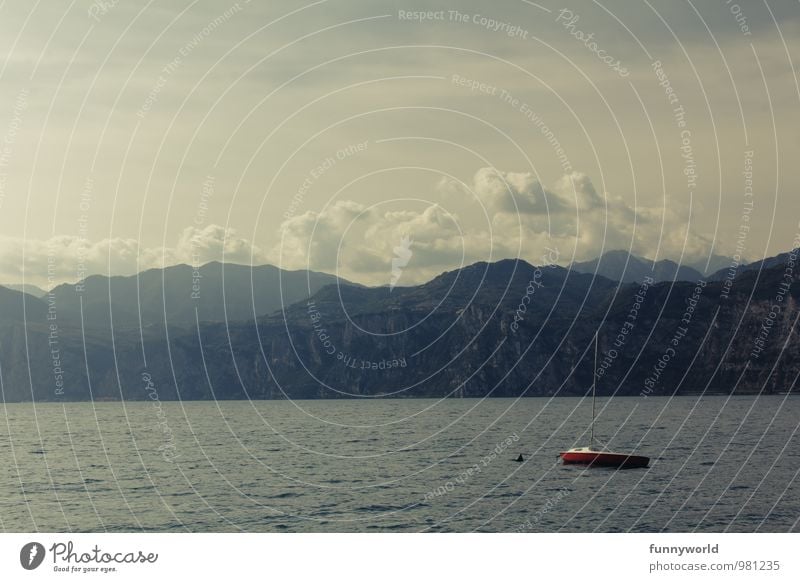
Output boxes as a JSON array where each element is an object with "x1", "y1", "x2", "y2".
[{"x1": 560, "y1": 450, "x2": 649, "y2": 468}]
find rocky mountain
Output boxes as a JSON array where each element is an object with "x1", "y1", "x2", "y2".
[
  {"x1": 1, "y1": 255, "x2": 797, "y2": 402},
  {"x1": 1, "y1": 283, "x2": 47, "y2": 298},
  {"x1": 687, "y1": 253, "x2": 734, "y2": 276},
  {"x1": 570, "y1": 250, "x2": 705, "y2": 283},
  {"x1": 0, "y1": 285, "x2": 47, "y2": 326},
  {"x1": 707, "y1": 248, "x2": 799, "y2": 281},
  {"x1": 568, "y1": 248, "x2": 796, "y2": 285},
  {"x1": 45, "y1": 261, "x2": 355, "y2": 329}
]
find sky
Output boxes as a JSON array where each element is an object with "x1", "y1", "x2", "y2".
[{"x1": 0, "y1": 0, "x2": 799, "y2": 288}]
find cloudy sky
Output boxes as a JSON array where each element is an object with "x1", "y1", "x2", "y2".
[{"x1": 1, "y1": 0, "x2": 798, "y2": 288}]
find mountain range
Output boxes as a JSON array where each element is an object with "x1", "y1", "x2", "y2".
[
  {"x1": 0, "y1": 248, "x2": 796, "y2": 401},
  {"x1": 569, "y1": 248, "x2": 799, "y2": 284},
  {"x1": 570, "y1": 250, "x2": 707, "y2": 283},
  {"x1": 0, "y1": 283, "x2": 46, "y2": 298},
  {"x1": 0, "y1": 262, "x2": 353, "y2": 329}
]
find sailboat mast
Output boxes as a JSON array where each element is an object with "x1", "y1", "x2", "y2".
[{"x1": 590, "y1": 332, "x2": 597, "y2": 448}]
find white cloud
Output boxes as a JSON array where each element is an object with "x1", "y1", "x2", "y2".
[
  {"x1": 274, "y1": 201, "x2": 372, "y2": 273},
  {"x1": 473, "y1": 167, "x2": 712, "y2": 265},
  {"x1": 1, "y1": 168, "x2": 718, "y2": 290},
  {"x1": 0, "y1": 225, "x2": 266, "y2": 289},
  {"x1": 274, "y1": 167, "x2": 716, "y2": 285},
  {"x1": 164, "y1": 224, "x2": 268, "y2": 266},
  {"x1": 275, "y1": 199, "x2": 489, "y2": 286},
  {"x1": 472, "y1": 167, "x2": 561, "y2": 215}
]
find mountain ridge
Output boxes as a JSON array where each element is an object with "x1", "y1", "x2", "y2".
[
  {"x1": 570, "y1": 250, "x2": 707, "y2": 283},
  {"x1": 1, "y1": 253, "x2": 797, "y2": 402},
  {"x1": 41, "y1": 261, "x2": 357, "y2": 329}
]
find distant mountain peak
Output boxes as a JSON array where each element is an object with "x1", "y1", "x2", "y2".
[
  {"x1": 570, "y1": 250, "x2": 704, "y2": 283},
  {"x1": 1, "y1": 283, "x2": 47, "y2": 298}
]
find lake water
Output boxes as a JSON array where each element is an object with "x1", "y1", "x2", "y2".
[{"x1": 1, "y1": 396, "x2": 798, "y2": 532}]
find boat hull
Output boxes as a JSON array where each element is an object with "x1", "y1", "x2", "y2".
[{"x1": 560, "y1": 450, "x2": 649, "y2": 468}]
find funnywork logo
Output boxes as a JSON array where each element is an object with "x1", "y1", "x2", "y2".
[{"x1": 20, "y1": 542, "x2": 46, "y2": 570}]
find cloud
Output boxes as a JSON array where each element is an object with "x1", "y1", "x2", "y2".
[
  {"x1": 164, "y1": 224, "x2": 267, "y2": 266},
  {"x1": 1, "y1": 169, "x2": 717, "y2": 290},
  {"x1": 274, "y1": 167, "x2": 716, "y2": 285},
  {"x1": 274, "y1": 201, "x2": 372, "y2": 272},
  {"x1": 275, "y1": 199, "x2": 489, "y2": 286},
  {"x1": 472, "y1": 167, "x2": 562, "y2": 215},
  {"x1": 0, "y1": 225, "x2": 266, "y2": 289},
  {"x1": 471, "y1": 167, "x2": 712, "y2": 265}
]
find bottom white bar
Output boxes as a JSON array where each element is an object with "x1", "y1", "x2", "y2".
[{"x1": 0, "y1": 533, "x2": 796, "y2": 581}]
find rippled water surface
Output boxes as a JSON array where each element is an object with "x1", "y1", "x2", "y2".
[{"x1": 1, "y1": 396, "x2": 798, "y2": 532}]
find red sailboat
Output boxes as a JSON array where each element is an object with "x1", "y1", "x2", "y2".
[{"x1": 560, "y1": 334, "x2": 650, "y2": 469}]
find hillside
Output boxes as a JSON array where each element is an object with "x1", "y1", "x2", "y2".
[{"x1": 1, "y1": 256, "x2": 797, "y2": 401}]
